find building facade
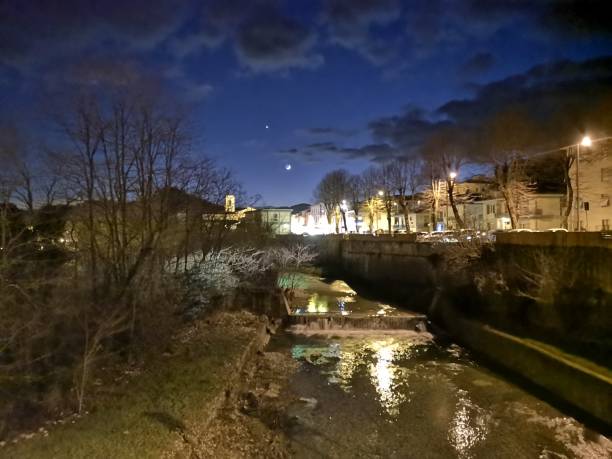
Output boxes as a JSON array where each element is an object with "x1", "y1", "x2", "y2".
[
  {"x1": 569, "y1": 140, "x2": 612, "y2": 231},
  {"x1": 253, "y1": 208, "x2": 292, "y2": 234}
]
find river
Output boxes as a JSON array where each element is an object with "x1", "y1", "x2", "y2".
[{"x1": 265, "y1": 273, "x2": 612, "y2": 458}]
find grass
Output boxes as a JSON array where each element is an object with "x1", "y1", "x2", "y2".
[{"x1": 3, "y1": 312, "x2": 262, "y2": 459}]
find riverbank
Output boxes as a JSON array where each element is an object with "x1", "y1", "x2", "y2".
[
  {"x1": 436, "y1": 303, "x2": 612, "y2": 431},
  {"x1": 1, "y1": 311, "x2": 272, "y2": 458}
]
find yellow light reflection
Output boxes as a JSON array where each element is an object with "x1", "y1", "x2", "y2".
[
  {"x1": 369, "y1": 339, "x2": 405, "y2": 416},
  {"x1": 306, "y1": 293, "x2": 329, "y2": 313},
  {"x1": 329, "y1": 280, "x2": 357, "y2": 295}
]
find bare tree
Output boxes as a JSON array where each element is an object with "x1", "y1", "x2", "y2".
[
  {"x1": 483, "y1": 110, "x2": 537, "y2": 229},
  {"x1": 346, "y1": 174, "x2": 363, "y2": 232},
  {"x1": 422, "y1": 127, "x2": 470, "y2": 229},
  {"x1": 387, "y1": 157, "x2": 422, "y2": 232},
  {"x1": 0, "y1": 124, "x2": 23, "y2": 268},
  {"x1": 361, "y1": 166, "x2": 384, "y2": 233},
  {"x1": 313, "y1": 169, "x2": 350, "y2": 233},
  {"x1": 377, "y1": 164, "x2": 398, "y2": 234},
  {"x1": 421, "y1": 159, "x2": 444, "y2": 231}
]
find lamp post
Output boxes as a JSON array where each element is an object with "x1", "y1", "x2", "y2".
[
  {"x1": 446, "y1": 171, "x2": 457, "y2": 230},
  {"x1": 575, "y1": 136, "x2": 592, "y2": 231},
  {"x1": 340, "y1": 199, "x2": 348, "y2": 233}
]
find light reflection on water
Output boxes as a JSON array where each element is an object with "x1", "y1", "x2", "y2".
[
  {"x1": 285, "y1": 334, "x2": 612, "y2": 458},
  {"x1": 289, "y1": 273, "x2": 399, "y2": 316},
  {"x1": 369, "y1": 340, "x2": 406, "y2": 416},
  {"x1": 448, "y1": 390, "x2": 490, "y2": 458},
  {"x1": 291, "y1": 336, "x2": 427, "y2": 417}
]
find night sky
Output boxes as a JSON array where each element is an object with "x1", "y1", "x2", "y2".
[{"x1": 1, "y1": 0, "x2": 612, "y2": 205}]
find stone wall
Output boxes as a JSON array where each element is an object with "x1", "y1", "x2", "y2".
[
  {"x1": 317, "y1": 235, "x2": 439, "y2": 310},
  {"x1": 317, "y1": 234, "x2": 612, "y2": 358}
]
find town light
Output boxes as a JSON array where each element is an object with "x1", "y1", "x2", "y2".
[
  {"x1": 449, "y1": 171, "x2": 457, "y2": 180},
  {"x1": 580, "y1": 136, "x2": 592, "y2": 147},
  {"x1": 377, "y1": 190, "x2": 384, "y2": 196}
]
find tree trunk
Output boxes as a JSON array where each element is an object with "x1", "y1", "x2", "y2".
[
  {"x1": 561, "y1": 154, "x2": 574, "y2": 229},
  {"x1": 447, "y1": 180, "x2": 465, "y2": 229},
  {"x1": 403, "y1": 206, "x2": 411, "y2": 232},
  {"x1": 502, "y1": 189, "x2": 518, "y2": 229}
]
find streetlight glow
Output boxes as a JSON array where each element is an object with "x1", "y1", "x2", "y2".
[
  {"x1": 377, "y1": 190, "x2": 384, "y2": 196},
  {"x1": 581, "y1": 136, "x2": 592, "y2": 147},
  {"x1": 449, "y1": 171, "x2": 457, "y2": 179}
]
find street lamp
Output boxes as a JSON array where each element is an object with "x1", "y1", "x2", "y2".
[
  {"x1": 340, "y1": 199, "x2": 348, "y2": 233},
  {"x1": 449, "y1": 171, "x2": 457, "y2": 180},
  {"x1": 575, "y1": 136, "x2": 593, "y2": 230},
  {"x1": 377, "y1": 190, "x2": 384, "y2": 197}
]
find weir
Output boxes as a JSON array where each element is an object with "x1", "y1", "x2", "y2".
[
  {"x1": 282, "y1": 271, "x2": 428, "y2": 332},
  {"x1": 288, "y1": 312, "x2": 427, "y2": 331}
]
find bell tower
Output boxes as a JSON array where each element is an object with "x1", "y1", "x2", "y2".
[{"x1": 225, "y1": 194, "x2": 236, "y2": 213}]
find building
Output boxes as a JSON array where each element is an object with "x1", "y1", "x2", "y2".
[
  {"x1": 517, "y1": 194, "x2": 564, "y2": 230},
  {"x1": 569, "y1": 139, "x2": 612, "y2": 231},
  {"x1": 252, "y1": 207, "x2": 292, "y2": 234},
  {"x1": 463, "y1": 197, "x2": 498, "y2": 231}
]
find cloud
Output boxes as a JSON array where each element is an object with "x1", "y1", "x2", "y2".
[
  {"x1": 0, "y1": 0, "x2": 191, "y2": 71},
  {"x1": 285, "y1": 55, "x2": 612, "y2": 165},
  {"x1": 279, "y1": 141, "x2": 399, "y2": 163},
  {"x1": 323, "y1": 0, "x2": 402, "y2": 65},
  {"x1": 539, "y1": 0, "x2": 612, "y2": 37},
  {"x1": 368, "y1": 106, "x2": 450, "y2": 154},
  {"x1": 168, "y1": 1, "x2": 324, "y2": 74},
  {"x1": 235, "y1": 8, "x2": 323, "y2": 73},
  {"x1": 438, "y1": 56, "x2": 612, "y2": 129},
  {"x1": 294, "y1": 126, "x2": 358, "y2": 137},
  {"x1": 460, "y1": 52, "x2": 495, "y2": 76}
]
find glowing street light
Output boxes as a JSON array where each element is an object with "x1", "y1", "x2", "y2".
[
  {"x1": 575, "y1": 135, "x2": 594, "y2": 230},
  {"x1": 449, "y1": 171, "x2": 457, "y2": 180},
  {"x1": 377, "y1": 190, "x2": 384, "y2": 196}
]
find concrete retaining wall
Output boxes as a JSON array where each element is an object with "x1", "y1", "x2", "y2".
[
  {"x1": 496, "y1": 231, "x2": 612, "y2": 248},
  {"x1": 439, "y1": 304, "x2": 612, "y2": 427}
]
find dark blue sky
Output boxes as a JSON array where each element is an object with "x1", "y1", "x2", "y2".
[{"x1": 2, "y1": 0, "x2": 612, "y2": 205}]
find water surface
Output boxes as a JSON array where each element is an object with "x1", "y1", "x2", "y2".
[{"x1": 271, "y1": 275, "x2": 612, "y2": 458}]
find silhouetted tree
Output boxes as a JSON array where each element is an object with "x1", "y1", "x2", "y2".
[{"x1": 314, "y1": 169, "x2": 350, "y2": 233}]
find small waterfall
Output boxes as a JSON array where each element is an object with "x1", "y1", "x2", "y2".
[{"x1": 288, "y1": 314, "x2": 427, "y2": 332}]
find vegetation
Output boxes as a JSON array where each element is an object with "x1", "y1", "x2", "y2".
[{"x1": 0, "y1": 78, "x2": 303, "y2": 441}]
